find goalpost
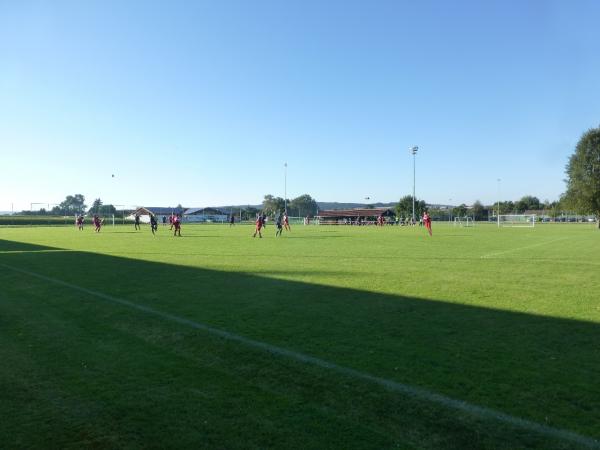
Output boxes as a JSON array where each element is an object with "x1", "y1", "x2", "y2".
[
  {"x1": 497, "y1": 214, "x2": 536, "y2": 228},
  {"x1": 453, "y1": 217, "x2": 475, "y2": 227}
]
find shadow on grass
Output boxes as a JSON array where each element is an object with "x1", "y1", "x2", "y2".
[{"x1": 0, "y1": 238, "x2": 598, "y2": 449}]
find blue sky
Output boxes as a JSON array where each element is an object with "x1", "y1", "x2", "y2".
[{"x1": 1, "y1": 0, "x2": 599, "y2": 211}]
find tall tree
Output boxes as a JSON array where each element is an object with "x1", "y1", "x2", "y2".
[
  {"x1": 289, "y1": 194, "x2": 318, "y2": 216},
  {"x1": 242, "y1": 207, "x2": 259, "y2": 221},
  {"x1": 99, "y1": 204, "x2": 117, "y2": 215},
  {"x1": 515, "y1": 195, "x2": 540, "y2": 213},
  {"x1": 471, "y1": 200, "x2": 486, "y2": 221},
  {"x1": 262, "y1": 195, "x2": 286, "y2": 216},
  {"x1": 498, "y1": 201, "x2": 515, "y2": 214},
  {"x1": 56, "y1": 194, "x2": 86, "y2": 214},
  {"x1": 90, "y1": 198, "x2": 103, "y2": 214},
  {"x1": 452, "y1": 204, "x2": 468, "y2": 218},
  {"x1": 396, "y1": 195, "x2": 426, "y2": 220},
  {"x1": 564, "y1": 126, "x2": 600, "y2": 228}
]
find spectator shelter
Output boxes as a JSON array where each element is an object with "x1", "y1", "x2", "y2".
[
  {"x1": 317, "y1": 207, "x2": 396, "y2": 225},
  {"x1": 130, "y1": 207, "x2": 185, "y2": 223},
  {"x1": 183, "y1": 208, "x2": 229, "y2": 223}
]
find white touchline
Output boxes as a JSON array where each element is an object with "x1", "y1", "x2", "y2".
[
  {"x1": 1, "y1": 262, "x2": 598, "y2": 449},
  {"x1": 481, "y1": 237, "x2": 571, "y2": 259},
  {"x1": 0, "y1": 249, "x2": 75, "y2": 254}
]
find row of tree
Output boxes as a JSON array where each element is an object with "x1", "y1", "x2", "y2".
[
  {"x1": 390, "y1": 195, "x2": 565, "y2": 221},
  {"x1": 13, "y1": 126, "x2": 600, "y2": 228},
  {"x1": 261, "y1": 194, "x2": 318, "y2": 217},
  {"x1": 19, "y1": 196, "x2": 119, "y2": 216}
]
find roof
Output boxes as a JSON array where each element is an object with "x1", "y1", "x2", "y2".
[
  {"x1": 317, "y1": 207, "x2": 395, "y2": 218},
  {"x1": 133, "y1": 207, "x2": 185, "y2": 215},
  {"x1": 184, "y1": 207, "x2": 228, "y2": 215}
]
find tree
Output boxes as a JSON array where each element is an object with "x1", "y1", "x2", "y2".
[
  {"x1": 498, "y1": 201, "x2": 515, "y2": 214},
  {"x1": 49, "y1": 194, "x2": 87, "y2": 215},
  {"x1": 564, "y1": 126, "x2": 600, "y2": 228},
  {"x1": 396, "y1": 195, "x2": 426, "y2": 220},
  {"x1": 99, "y1": 204, "x2": 117, "y2": 215},
  {"x1": 452, "y1": 204, "x2": 468, "y2": 218},
  {"x1": 262, "y1": 195, "x2": 285, "y2": 216},
  {"x1": 242, "y1": 207, "x2": 259, "y2": 221},
  {"x1": 515, "y1": 195, "x2": 540, "y2": 213},
  {"x1": 90, "y1": 198, "x2": 103, "y2": 214},
  {"x1": 289, "y1": 194, "x2": 318, "y2": 217},
  {"x1": 471, "y1": 200, "x2": 486, "y2": 221}
]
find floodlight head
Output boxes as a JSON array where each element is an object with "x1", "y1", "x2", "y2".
[{"x1": 410, "y1": 146, "x2": 419, "y2": 155}]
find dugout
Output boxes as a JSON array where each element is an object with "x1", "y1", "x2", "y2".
[{"x1": 316, "y1": 207, "x2": 396, "y2": 225}]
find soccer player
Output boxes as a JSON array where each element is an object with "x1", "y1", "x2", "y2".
[
  {"x1": 229, "y1": 214, "x2": 235, "y2": 226},
  {"x1": 253, "y1": 214, "x2": 263, "y2": 238},
  {"x1": 275, "y1": 213, "x2": 283, "y2": 237},
  {"x1": 76, "y1": 215, "x2": 84, "y2": 230},
  {"x1": 134, "y1": 214, "x2": 141, "y2": 230},
  {"x1": 423, "y1": 211, "x2": 432, "y2": 236},
  {"x1": 93, "y1": 215, "x2": 102, "y2": 233},
  {"x1": 169, "y1": 214, "x2": 174, "y2": 230},
  {"x1": 150, "y1": 213, "x2": 158, "y2": 235},
  {"x1": 283, "y1": 212, "x2": 291, "y2": 231},
  {"x1": 173, "y1": 214, "x2": 181, "y2": 237}
]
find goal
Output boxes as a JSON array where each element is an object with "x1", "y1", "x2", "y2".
[
  {"x1": 453, "y1": 217, "x2": 475, "y2": 227},
  {"x1": 498, "y1": 214, "x2": 536, "y2": 228}
]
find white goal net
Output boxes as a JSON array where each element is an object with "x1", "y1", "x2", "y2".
[
  {"x1": 453, "y1": 217, "x2": 475, "y2": 227},
  {"x1": 498, "y1": 214, "x2": 536, "y2": 228}
]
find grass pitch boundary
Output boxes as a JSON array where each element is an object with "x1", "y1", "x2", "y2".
[{"x1": 2, "y1": 262, "x2": 599, "y2": 449}]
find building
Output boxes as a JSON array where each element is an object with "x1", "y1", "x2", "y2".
[
  {"x1": 129, "y1": 207, "x2": 185, "y2": 223},
  {"x1": 183, "y1": 208, "x2": 229, "y2": 223}
]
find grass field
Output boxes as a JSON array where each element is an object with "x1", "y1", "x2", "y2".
[{"x1": 1, "y1": 222, "x2": 599, "y2": 449}]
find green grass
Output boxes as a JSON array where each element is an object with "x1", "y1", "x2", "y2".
[{"x1": 1, "y1": 222, "x2": 599, "y2": 449}]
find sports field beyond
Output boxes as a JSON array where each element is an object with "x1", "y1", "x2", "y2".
[{"x1": 1, "y1": 223, "x2": 599, "y2": 449}]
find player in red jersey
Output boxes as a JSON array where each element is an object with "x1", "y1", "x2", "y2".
[
  {"x1": 253, "y1": 214, "x2": 263, "y2": 238},
  {"x1": 423, "y1": 211, "x2": 432, "y2": 236},
  {"x1": 93, "y1": 215, "x2": 102, "y2": 232},
  {"x1": 173, "y1": 214, "x2": 182, "y2": 236},
  {"x1": 283, "y1": 212, "x2": 291, "y2": 232}
]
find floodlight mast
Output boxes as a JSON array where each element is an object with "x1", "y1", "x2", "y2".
[
  {"x1": 410, "y1": 146, "x2": 419, "y2": 223},
  {"x1": 497, "y1": 178, "x2": 501, "y2": 228},
  {"x1": 284, "y1": 162, "x2": 288, "y2": 214}
]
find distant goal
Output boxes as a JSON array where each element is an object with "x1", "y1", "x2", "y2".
[
  {"x1": 453, "y1": 217, "x2": 475, "y2": 227},
  {"x1": 498, "y1": 214, "x2": 536, "y2": 228}
]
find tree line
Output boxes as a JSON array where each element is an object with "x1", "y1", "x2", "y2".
[
  {"x1": 13, "y1": 125, "x2": 600, "y2": 228},
  {"x1": 19, "y1": 196, "x2": 121, "y2": 216}
]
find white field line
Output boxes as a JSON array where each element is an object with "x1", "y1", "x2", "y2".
[
  {"x1": 1, "y1": 262, "x2": 598, "y2": 449},
  {"x1": 0, "y1": 249, "x2": 74, "y2": 254},
  {"x1": 480, "y1": 237, "x2": 571, "y2": 259}
]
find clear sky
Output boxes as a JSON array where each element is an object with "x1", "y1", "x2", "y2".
[{"x1": 1, "y1": 0, "x2": 599, "y2": 211}]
